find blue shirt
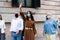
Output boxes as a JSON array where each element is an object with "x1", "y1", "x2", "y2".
[{"x1": 44, "y1": 19, "x2": 57, "y2": 34}]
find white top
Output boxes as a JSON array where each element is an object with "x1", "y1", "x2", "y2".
[
  {"x1": 10, "y1": 17, "x2": 23, "y2": 32},
  {"x1": 0, "y1": 20, "x2": 6, "y2": 33}
]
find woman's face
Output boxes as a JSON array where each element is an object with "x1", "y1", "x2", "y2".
[
  {"x1": 27, "y1": 11, "x2": 32, "y2": 20},
  {"x1": 27, "y1": 12, "x2": 31, "y2": 17}
]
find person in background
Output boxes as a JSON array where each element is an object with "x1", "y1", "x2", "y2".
[
  {"x1": 19, "y1": 3, "x2": 37, "y2": 40},
  {"x1": 43, "y1": 15, "x2": 57, "y2": 40},
  {"x1": 0, "y1": 15, "x2": 6, "y2": 40},
  {"x1": 57, "y1": 18, "x2": 60, "y2": 40},
  {"x1": 46, "y1": 13, "x2": 52, "y2": 20},
  {"x1": 10, "y1": 13, "x2": 23, "y2": 40}
]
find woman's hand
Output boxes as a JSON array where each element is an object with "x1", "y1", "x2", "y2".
[
  {"x1": 19, "y1": 2, "x2": 23, "y2": 12},
  {"x1": 19, "y1": 2, "x2": 23, "y2": 9},
  {"x1": 35, "y1": 34, "x2": 37, "y2": 37}
]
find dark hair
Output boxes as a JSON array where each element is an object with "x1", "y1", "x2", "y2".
[
  {"x1": 46, "y1": 16, "x2": 48, "y2": 20},
  {"x1": 15, "y1": 14, "x2": 19, "y2": 18},
  {"x1": 26, "y1": 11, "x2": 34, "y2": 21},
  {"x1": 0, "y1": 15, "x2": 2, "y2": 20}
]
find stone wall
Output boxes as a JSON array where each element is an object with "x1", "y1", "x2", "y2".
[{"x1": 0, "y1": 0, "x2": 60, "y2": 22}]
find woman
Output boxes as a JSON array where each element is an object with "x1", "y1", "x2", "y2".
[
  {"x1": 19, "y1": 3, "x2": 36, "y2": 40},
  {"x1": 43, "y1": 15, "x2": 57, "y2": 40},
  {"x1": 0, "y1": 15, "x2": 6, "y2": 40}
]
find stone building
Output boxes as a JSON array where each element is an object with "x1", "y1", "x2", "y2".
[{"x1": 0, "y1": 0, "x2": 60, "y2": 22}]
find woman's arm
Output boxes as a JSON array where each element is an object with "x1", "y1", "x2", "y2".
[{"x1": 19, "y1": 3, "x2": 26, "y2": 21}]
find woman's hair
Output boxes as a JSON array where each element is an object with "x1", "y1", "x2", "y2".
[
  {"x1": 26, "y1": 11, "x2": 34, "y2": 21},
  {"x1": 0, "y1": 15, "x2": 2, "y2": 20}
]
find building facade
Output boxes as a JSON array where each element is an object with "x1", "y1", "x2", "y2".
[{"x1": 0, "y1": 0, "x2": 60, "y2": 22}]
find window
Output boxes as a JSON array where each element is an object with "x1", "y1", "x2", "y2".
[
  {"x1": 12, "y1": 0, "x2": 40, "y2": 8},
  {"x1": 18, "y1": 0, "x2": 32, "y2": 7},
  {"x1": 18, "y1": 0, "x2": 26, "y2": 7}
]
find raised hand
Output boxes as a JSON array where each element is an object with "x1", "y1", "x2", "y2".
[{"x1": 19, "y1": 2, "x2": 23, "y2": 9}]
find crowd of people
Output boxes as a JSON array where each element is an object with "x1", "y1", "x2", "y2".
[{"x1": 0, "y1": 3, "x2": 60, "y2": 40}]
